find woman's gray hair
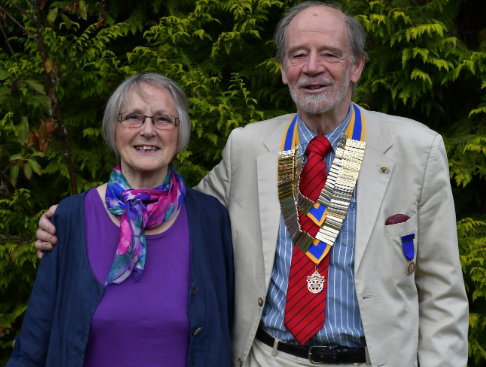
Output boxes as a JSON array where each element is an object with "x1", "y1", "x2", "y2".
[
  {"x1": 103, "y1": 73, "x2": 191, "y2": 160},
  {"x1": 274, "y1": 1, "x2": 368, "y2": 65}
]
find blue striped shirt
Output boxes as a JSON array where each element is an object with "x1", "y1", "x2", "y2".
[{"x1": 261, "y1": 103, "x2": 366, "y2": 347}]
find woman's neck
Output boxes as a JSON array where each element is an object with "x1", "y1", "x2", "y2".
[{"x1": 96, "y1": 183, "x2": 180, "y2": 235}]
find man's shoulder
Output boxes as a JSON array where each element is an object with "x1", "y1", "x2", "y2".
[
  {"x1": 230, "y1": 113, "x2": 294, "y2": 139},
  {"x1": 360, "y1": 106, "x2": 438, "y2": 139}
]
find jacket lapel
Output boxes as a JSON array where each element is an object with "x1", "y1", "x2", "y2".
[
  {"x1": 355, "y1": 109, "x2": 394, "y2": 272},
  {"x1": 257, "y1": 116, "x2": 295, "y2": 287}
]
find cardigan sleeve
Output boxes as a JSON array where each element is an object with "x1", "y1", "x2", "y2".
[
  {"x1": 7, "y1": 194, "x2": 87, "y2": 367},
  {"x1": 7, "y1": 209, "x2": 67, "y2": 366}
]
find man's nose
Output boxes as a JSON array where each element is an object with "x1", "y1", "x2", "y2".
[{"x1": 303, "y1": 53, "x2": 325, "y2": 75}]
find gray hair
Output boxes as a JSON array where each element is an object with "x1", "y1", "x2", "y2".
[
  {"x1": 103, "y1": 73, "x2": 191, "y2": 161},
  {"x1": 274, "y1": 1, "x2": 367, "y2": 66}
]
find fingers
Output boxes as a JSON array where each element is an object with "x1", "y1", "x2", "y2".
[
  {"x1": 38, "y1": 206, "x2": 58, "y2": 240},
  {"x1": 35, "y1": 227, "x2": 57, "y2": 247},
  {"x1": 35, "y1": 204, "x2": 59, "y2": 258},
  {"x1": 44, "y1": 204, "x2": 58, "y2": 220}
]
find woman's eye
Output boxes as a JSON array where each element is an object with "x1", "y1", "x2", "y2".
[
  {"x1": 126, "y1": 113, "x2": 141, "y2": 121},
  {"x1": 156, "y1": 115, "x2": 171, "y2": 123}
]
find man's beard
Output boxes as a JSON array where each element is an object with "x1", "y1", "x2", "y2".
[{"x1": 288, "y1": 70, "x2": 351, "y2": 115}]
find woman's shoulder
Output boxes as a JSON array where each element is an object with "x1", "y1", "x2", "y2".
[
  {"x1": 52, "y1": 190, "x2": 90, "y2": 225},
  {"x1": 184, "y1": 188, "x2": 229, "y2": 218},
  {"x1": 185, "y1": 188, "x2": 225, "y2": 206}
]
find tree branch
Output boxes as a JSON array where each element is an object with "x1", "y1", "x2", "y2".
[
  {"x1": 0, "y1": 182, "x2": 36, "y2": 215},
  {"x1": 31, "y1": 0, "x2": 78, "y2": 194},
  {"x1": 0, "y1": 5, "x2": 38, "y2": 41},
  {"x1": 0, "y1": 235, "x2": 34, "y2": 244},
  {"x1": 5, "y1": 0, "x2": 36, "y2": 22},
  {"x1": 0, "y1": 22, "x2": 24, "y2": 73}
]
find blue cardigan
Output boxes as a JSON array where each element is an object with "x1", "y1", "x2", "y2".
[{"x1": 8, "y1": 188, "x2": 234, "y2": 367}]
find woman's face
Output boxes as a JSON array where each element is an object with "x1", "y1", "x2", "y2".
[{"x1": 116, "y1": 83, "x2": 180, "y2": 188}]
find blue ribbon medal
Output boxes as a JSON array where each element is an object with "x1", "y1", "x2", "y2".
[{"x1": 401, "y1": 234, "x2": 415, "y2": 275}]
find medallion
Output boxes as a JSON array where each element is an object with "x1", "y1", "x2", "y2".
[
  {"x1": 307, "y1": 268, "x2": 326, "y2": 294},
  {"x1": 407, "y1": 261, "x2": 416, "y2": 275}
]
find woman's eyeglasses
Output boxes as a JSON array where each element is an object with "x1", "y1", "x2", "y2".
[{"x1": 117, "y1": 112, "x2": 180, "y2": 129}]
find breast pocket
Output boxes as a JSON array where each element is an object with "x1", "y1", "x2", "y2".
[
  {"x1": 382, "y1": 213, "x2": 418, "y2": 278},
  {"x1": 383, "y1": 213, "x2": 417, "y2": 238}
]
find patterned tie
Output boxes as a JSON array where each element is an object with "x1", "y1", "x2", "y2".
[{"x1": 284, "y1": 135, "x2": 332, "y2": 345}]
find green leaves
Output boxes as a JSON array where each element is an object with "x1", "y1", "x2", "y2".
[
  {"x1": 24, "y1": 80, "x2": 45, "y2": 95},
  {"x1": 16, "y1": 117, "x2": 29, "y2": 145},
  {"x1": 47, "y1": 7, "x2": 58, "y2": 26},
  {"x1": 9, "y1": 151, "x2": 43, "y2": 186},
  {"x1": 61, "y1": 14, "x2": 73, "y2": 30},
  {"x1": 0, "y1": 70, "x2": 9, "y2": 81}
]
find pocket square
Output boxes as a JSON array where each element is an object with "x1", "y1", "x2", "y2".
[{"x1": 385, "y1": 214, "x2": 410, "y2": 225}]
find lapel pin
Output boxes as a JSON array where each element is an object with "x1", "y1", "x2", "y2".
[{"x1": 380, "y1": 166, "x2": 388, "y2": 173}]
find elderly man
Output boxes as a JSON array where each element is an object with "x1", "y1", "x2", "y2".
[{"x1": 35, "y1": 2, "x2": 468, "y2": 367}]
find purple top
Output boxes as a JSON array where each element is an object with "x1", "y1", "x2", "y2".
[{"x1": 83, "y1": 188, "x2": 190, "y2": 367}]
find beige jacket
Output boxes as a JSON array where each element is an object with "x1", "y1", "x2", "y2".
[{"x1": 195, "y1": 105, "x2": 468, "y2": 367}]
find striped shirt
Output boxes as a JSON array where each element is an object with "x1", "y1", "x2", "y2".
[{"x1": 261, "y1": 103, "x2": 366, "y2": 347}]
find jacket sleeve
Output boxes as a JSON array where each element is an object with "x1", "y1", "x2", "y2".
[
  {"x1": 194, "y1": 129, "x2": 235, "y2": 207},
  {"x1": 415, "y1": 134, "x2": 469, "y2": 367},
  {"x1": 7, "y1": 211, "x2": 65, "y2": 367}
]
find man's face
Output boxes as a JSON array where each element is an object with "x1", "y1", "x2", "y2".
[{"x1": 281, "y1": 6, "x2": 364, "y2": 116}]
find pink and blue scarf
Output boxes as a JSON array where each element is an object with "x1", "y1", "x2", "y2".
[{"x1": 104, "y1": 165, "x2": 186, "y2": 286}]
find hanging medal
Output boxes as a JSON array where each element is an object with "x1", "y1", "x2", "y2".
[
  {"x1": 401, "y1": 234, "x2": 416, "y2": 275},
  {"x1": 307, "y1": 266, "x2": 326, "y2": 293}
]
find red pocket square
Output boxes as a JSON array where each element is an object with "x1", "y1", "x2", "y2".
[{"x1": 385, "y1": 214, "x2": 410, "y2": 225}]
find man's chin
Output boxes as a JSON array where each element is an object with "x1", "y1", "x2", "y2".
[{"x1": 297, "y1": 98, "x2": 334, "y2": 115}]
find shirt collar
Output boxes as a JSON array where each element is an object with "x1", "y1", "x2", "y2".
[{"x1": 297, "y1": 102, "x2": 353, "y2": 155}]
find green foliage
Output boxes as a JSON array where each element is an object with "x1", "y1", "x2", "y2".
[{"x1": 0, "y1": 0, "x2": 485, "y2": 365}]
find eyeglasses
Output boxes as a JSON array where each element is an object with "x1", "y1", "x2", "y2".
[{"x1": 117, "y1": 112, "x2": 180, "y2": 129}]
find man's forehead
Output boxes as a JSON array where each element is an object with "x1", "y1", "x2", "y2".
[
  {"x1": 292, "y1": 5, "x2": 345, "y2": 24},
  {"x1": 285, "y1": 6, "x2": 349, "y2": 48}
]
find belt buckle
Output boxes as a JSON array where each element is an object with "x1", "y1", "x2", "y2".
[{"x1": 308, "y1": 345, "x2": 329, "y2": 364}]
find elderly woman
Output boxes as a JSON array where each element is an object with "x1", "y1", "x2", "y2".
[{"x1": 7, "y1": 73, "x2": 234, "y2": 367}]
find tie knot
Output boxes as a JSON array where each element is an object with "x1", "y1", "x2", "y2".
[{"x1": 306, "y1": 136, "x2": 332, "y2": 158}]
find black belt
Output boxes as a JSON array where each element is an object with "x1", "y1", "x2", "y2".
[{"x1": 256, "y1": 326, "x2": 367, "y2": 364}]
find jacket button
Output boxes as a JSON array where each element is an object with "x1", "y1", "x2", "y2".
[
  {"x1": 237, "y1": 358, "x2": 243, "y2": 366},
  {"x1": 191, "y1": 286, "x2": 198, "y2": 294},
  {"x1": 258, "y1": 297, "x2": 264, "y2": 307},
  {"x1": 193, "y1": 327, "x2": 202, "y2": 336}
]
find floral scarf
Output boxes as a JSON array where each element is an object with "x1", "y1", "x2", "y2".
[{"x1": 104, "y1": 165, "x2": 186, "y2": 286}]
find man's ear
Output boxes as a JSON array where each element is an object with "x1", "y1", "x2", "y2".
[
  {"x1": 280, "y1": 64, "x2": 288, "y2": 85},
  {"x1": 350, "y1": 57, "x2": 366, "y2": 84}
]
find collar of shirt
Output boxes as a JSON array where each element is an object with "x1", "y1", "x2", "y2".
[{"x1": 296, "y1": 102, "x2": 353, "y2": 158}]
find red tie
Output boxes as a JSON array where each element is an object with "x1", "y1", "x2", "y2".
[{"x1": 284, "y1": 136, "x2": 332, "y2": 345}]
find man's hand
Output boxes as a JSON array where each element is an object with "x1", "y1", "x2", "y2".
[{"x1": 35, "y1": 205, "x2": 58, "y2": 258}]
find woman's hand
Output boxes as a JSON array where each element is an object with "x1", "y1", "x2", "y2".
[{"x1": 35, "y1": 205, "x2": 59, "y2": 258}]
